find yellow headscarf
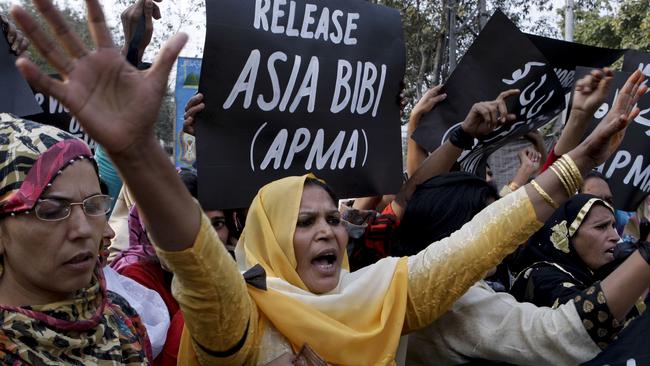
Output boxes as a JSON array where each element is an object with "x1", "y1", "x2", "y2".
[{"x1": 236, "y1": 174, "x2": 409, "y2": 365}]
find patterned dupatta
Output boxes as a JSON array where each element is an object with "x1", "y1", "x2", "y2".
[
  {"x1": 0, "y1": 266, "x2": 152, "y2": 365},
  {"x1": 0, "y1": 115, "x2": 152, "y2": 364}
]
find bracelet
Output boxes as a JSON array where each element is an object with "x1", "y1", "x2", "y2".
[
  {"x1": 449, "y1": 125, "x2": 475, "y2": 150},
  {"x1": 558, "y1": 155, "x2": 583, "y2": 189},
  {"x1": 556, "y1": 162, "x2": 578, "y2": 194},
  {"x1": 508, "y1": 181, "x2": 520, "y2": 191},
  {"x1": 531, "y1": 179, "x2": 559, "y2": 209},
  {"x1": 550, "y1": 156, "x2": 583, "y2": 196},
  {"x1": 637, "y1": 240, "x2": 650, "y2": 266},
  {"x1": 554, "y1": 160, "x2": 577, "y2": 194},
  {"x1": 549, "y1": 165, "x2": 573, "y2": 197}
]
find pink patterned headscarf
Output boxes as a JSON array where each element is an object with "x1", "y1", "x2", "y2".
[
  {"x1": 0, "y1": 114, "x2": 153, "y2": 364},
  {"x1": 0, "y1": 113, "x2": 94, "y2": 215}
]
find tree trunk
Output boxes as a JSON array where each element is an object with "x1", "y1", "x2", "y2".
[
  {"x1": 415, "y1": 45, "x2": 428, "y2": 99},
  {"x1": 565, "y1": 0, "x2": 575, "y2": 41},
  {"x1": 447, "y1": 0, "x2": 458, "y2": 74},
  {"x1": 431, "y1": 31, "x2": 445, "y2": 85},
  {"x1": 478, "y1": 0, "x2": 488, "y2": 29},
  {"x1": 431, "y1": 0, "x2": 448, "y2": 85}
]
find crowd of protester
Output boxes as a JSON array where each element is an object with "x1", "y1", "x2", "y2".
[{"x1": 1, "y1": 0, "x2": 650, "y2": 365}]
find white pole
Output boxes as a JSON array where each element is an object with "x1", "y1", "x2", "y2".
[{"x1": 565, "y1": 0, "x2": 574, "y2": 41}]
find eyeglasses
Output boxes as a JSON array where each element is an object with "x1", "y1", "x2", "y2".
[{"x1": 33, "y1": 195, "x2": 113, "y2": 221}]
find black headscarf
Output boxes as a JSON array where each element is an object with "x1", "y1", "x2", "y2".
[
  {"x1": 394, "y1": 172, "x2": 498, "y2": 257},
  {"x1": 511, "y1": 193, "x2": 614, "y2": 287}
]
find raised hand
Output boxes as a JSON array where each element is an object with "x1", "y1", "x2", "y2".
[
  {"x1": 577, "y1": 69, "x2": 647, "y2": 166},
  {"x1": 182, "y1": 92, "x2": 204, "y2": 136},
  {"x1": 120, "y1": 0, "x2": 162, "y2": 62},
  {"x1": 571, "y1": 68, "x2": 613, "y2": 119},
  {"x1": 517, "y1": 147, "x2": 541, "y2": 178},
  {"x1": 410, "y1": 85, "x2": 447, "y2": 120},
  {"x1": 461, "y1": 89, "x2": 519, "y2": 138},
  {"x1": 1, "y1": 13, "x2": 30, "y2": 56},
  {"x1": 10, "y1": 0, "x2": 187, "y2": 156}
]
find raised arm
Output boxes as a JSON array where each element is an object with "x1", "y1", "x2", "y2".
[
  {"x1": 119, "y1": 0, "x2": 161, "y2": 65},
  {"x1": 500, "y1": 147, "x2": 540, "y2": 196},
  {"x1": 523, "y1": 131, "x2": 547, "y2": 170},
  {"x1": 404, "y1": 69, "x2": 647, "y2": 331},
  {"x1": 393, "y1": 89, "x2": 519, "y2": 219},
  {"x1": 11, "y1": 0, "x2": 198, "y2": 251},
  {"x1": 554, "y1": 68, "x2": 613, "y2": 156},
  {"x1": 405, "y1": 86, "x2": 446, "y2": 176},
  {"x1": 11, "y1": 1, "x2": 255, "y2": 363}
]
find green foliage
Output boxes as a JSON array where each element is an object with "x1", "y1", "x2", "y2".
[
  {"x1": 571, "y1": 0, "x2": 650, "y2": 52},
  {"x1": 375, "y1": 0, "x2": 559, "y2": 123},
  {"x1": 0, "y1": 0, "x2": 96, "y2": 74},
  {"x1": 0, "y1": 0, "x2": 180, "y2": 146}
]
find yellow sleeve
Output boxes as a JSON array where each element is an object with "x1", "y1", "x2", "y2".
[
  {"x1": 404, "y1": 188, "x2": 542, "y2": 331},
  {"x1": 155, "y1": 212, "x2": 258, "y2": 366}
]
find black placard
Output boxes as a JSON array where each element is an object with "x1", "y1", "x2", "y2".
[
  {"x1": 577, "y1": 66, "x2": 650, "y2": 211},
  {"x1": 526, "y1": 34, "x2": 625, "y2": 92},
  {"x1": 197, "y1": 0, "x2": 405, "y2": 209},
  {"x1": 0, "y1": 35, "x2": 42, "y2": 117},
  {"x1": 23, "y1": 77, "x2": 97, "y2": 151},
  {"x1": 622, "y1": 49, "x2": 650, "y2": 76},
  {"x1": 412, "y1": 11, "x2": 565, "y2": 176}
]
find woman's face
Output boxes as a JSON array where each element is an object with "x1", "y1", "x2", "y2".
[
  {"x1": 0, "y1": 161, "x2": 106, "y2": 304},
  {"x1": 206, "y1": 209, "x2": 231, "y2": 247},
  {"x1": 572, "y1": 205, "x2": 619, "y2": 270},
  {"x1": 293, "y1": 185, "x2": 348, "y2": 294}
]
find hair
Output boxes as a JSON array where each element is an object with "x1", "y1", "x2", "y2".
[
  {"x1": 179, "y1": 168, "x2": 198, "y2": 199},
  {"x1": 580, "y1": 170, "x2": 612, "y2": 193},
  {"x1": 304, "y1": 178, "x2": 338, "y2": 206},
  {"x1": 394, "y1": 172, "x2": 498, "y2": 257},
  {"x1": 178, "y1": 168, "x2": 245, "y2": 240}
]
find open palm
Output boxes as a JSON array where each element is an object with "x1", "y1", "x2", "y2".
[
  {"x1": 11, "y1": 0, "x2": 187, "y2": 155},
  {"x1": 581, "y1": 69, "x2": 647, "y2": 166}
]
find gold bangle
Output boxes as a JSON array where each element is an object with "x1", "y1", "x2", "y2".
[
  {"x1": 531, "y1": 180, "x2": 559, "y2": 209},
  {"x1": 549, "y1": 165, "x2": 573, "y2": 197},
  {"x1": 555, "y1": 160, "x2": 579, "y2": 194},
  {"x1": 559, "y1": 155, "x2": 583, "y2": 189},
  {"x1": 553, "y1": 161, "x2": 577, "y2": 195},
  {"x1": 557, "y1": 159, "x2": 580, "y2": 194}
]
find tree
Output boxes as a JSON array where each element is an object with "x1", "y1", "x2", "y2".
[
  {"x1": 0, "y1": 0, "x2": 199, "y2": 147},
  {"x1": 371, "y1": 0, "x2": 558, "y2": 123},
  {"x1": 568, "y1": 0, "x2": 650, "y2": 52},
  {"x1": 0, "y1": 0, "x2": 94, "y2": 74}
]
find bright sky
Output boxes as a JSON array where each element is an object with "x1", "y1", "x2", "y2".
[
  {"x1": 0, "y1": 0, "x2": 570, "y2": 61},
  {"x1": 526, "y1": 0, "x2": 566, "y2": 37},
  {"x1": 1, "y1": 0, "x2": 207, "y2": 59}
]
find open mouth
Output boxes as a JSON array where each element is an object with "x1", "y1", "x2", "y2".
[
  {"x1": 605, "y1": 247, "x2": 615, "y2": 255},
  {"x1": 311, "y1": 250, "x2": 338, "y2": 274}
]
